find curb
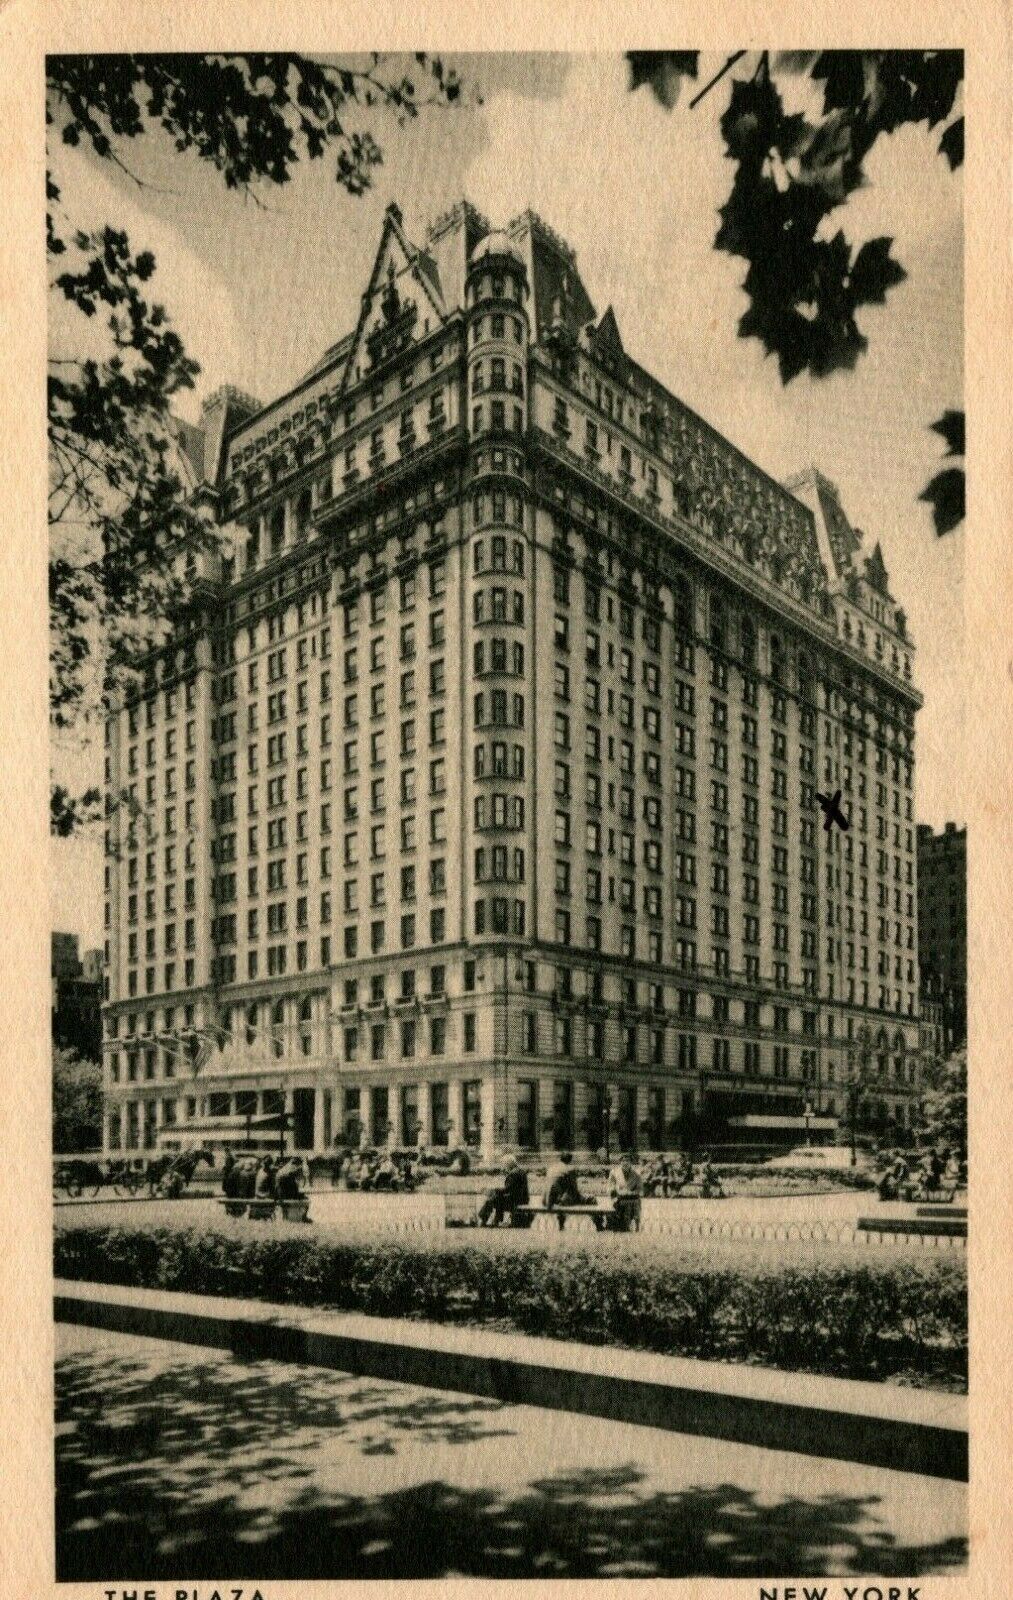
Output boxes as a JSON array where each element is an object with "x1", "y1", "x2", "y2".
[{"x1": 54, "y1": 1281, "x2": 967, "y2": 1482}]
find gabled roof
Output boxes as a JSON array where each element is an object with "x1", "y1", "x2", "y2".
[
  {"x1": 340, "y1": 202, "x2": 448, "y2": 392},
  {"x1": 595, "y1": 305, "x2": 625, "y2": 358},
  {"x1": 815, "y1": 476, "x2": 862, "y2": 571},
  {"x1": 169, "y1": 415, "x2": 206, "y2": 485},
  {"x1": 864, "y1": 540, "x2": 891, "y2": 597}
]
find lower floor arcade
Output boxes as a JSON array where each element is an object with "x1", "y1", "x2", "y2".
[{"x1": 103, "y1": 1065, "x2": 917, "y2": 1160}]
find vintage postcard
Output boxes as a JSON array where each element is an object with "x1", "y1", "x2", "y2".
[{"x1": 2, "y1": 3, "x2": 1010, "y2": 1598}]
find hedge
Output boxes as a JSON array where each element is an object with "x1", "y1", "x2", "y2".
[{"x1": 54, "y1": 1222, "x2": 966, "y2": 1389}]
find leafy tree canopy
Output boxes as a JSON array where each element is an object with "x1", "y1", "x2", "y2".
[
  {"x1": 48, "y1": 54, "x2": 463, "y2": 793},
  {"x1": 53, "y1": 1047, "x2": 103, "y2": 1153},
  {"x1": 918, "y1": 1046, "x2": 967, "y2": 1152},
  {"x1": 628, "y1": 50, "x2": 964, "y2": 535}
]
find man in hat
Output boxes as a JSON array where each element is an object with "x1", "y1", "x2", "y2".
[
  {"x1": 478, "y1": 1154, "x2": 530, "y2": 1226},
  {"x1": 544, "y1": 1150, "x2": 586, "y2": 1211},
  {"x1": 607, "y1": 1152, "x2": 644, "y2": 1230}
]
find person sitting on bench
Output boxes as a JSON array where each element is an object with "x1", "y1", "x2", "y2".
[
  {"x1": 696, "y1": 1153, "x2": 724, "y2": 1198},
  {"x1": 275, "y1": 1157, "x2": 308, "y2": 1200},
  {"x1": 369, "y1": 1152, "x2": 403, "y2": 1192},
  {"x1": 254, "y1": 1155, "x2": 278, "y2": 1199},
  {"x1": 607, "y1": 1154, "x2": 643, "y2": 1226},
  {"x1": 642, "y1": 1155, "x2": 668, "y2": 1197},
  {"x1": 926, "y1": 1146, "x2": 947, "y2": 1190},
  {"x1": 608, "y1": 1153, "x2": 642, "y2": 1199},
  {"x1": 544, "y1": 1151, "x2": 586, "y2": 1210},
  {"x1": 478, "y1": 1154, "x2": 529, "y2": 1226},
  {"x1": 672, "y1": 1153, "x2": 694, "y2": 1193},
  {"x1": 878, "y1": 1156, "x2": 899, "y2": 1201}
]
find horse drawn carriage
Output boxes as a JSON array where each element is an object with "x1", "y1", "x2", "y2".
[{"x1": 54, "y1": 1147, "x2": 214, "y2": 1199}]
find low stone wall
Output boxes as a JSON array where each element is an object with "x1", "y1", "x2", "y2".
[
  {"x1": 308, "y1": 1189, "x2": 447, "y2": 1232},
  {"x1": 638, "y1": 1200, "x2": 966, "y2": 1248},
  {"x1": 54, "y1": 1279, "x2": 969, "y2": 1482}
]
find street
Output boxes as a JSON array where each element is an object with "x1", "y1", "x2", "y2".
[{"x1": 56, "y1": 1323, "x2": 967, "y2": 1581}]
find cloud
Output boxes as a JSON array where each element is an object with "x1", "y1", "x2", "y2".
[{"x1": 49, "y1": 141, "x2": 245, "y2": 423}]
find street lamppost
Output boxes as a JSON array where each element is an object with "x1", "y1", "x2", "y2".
[
  {"x1": 846, "y1": 1023, "x2": 875, "y2": 1167},
  {"x1": 697, "y1": 1066, "x2": 710, "y2": 1154}
]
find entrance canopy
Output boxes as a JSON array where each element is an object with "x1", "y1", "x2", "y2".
[
  {"x1": 156, "y1": 1115, "x2": 281, "y2": 1151},
  {"x1": 727, "y1": 1114, "x2": 839, "y2": 1131}
]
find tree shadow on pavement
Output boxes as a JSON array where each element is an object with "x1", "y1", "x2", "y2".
[{"x1": 56, "y1": 1340, "x2": 968, "y2": 1581}]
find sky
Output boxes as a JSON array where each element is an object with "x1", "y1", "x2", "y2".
[{"x1": 49, "y1": 51, "x2": 965, "y2": 948}]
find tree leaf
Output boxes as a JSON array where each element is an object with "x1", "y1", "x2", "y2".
[
  {"x1": 938, "y1": 115, "x2": 964, "y2": 169},
  {"x1": 627, "y1": 51, "x2": 699, "y2": 110},
  {"x1": 849, "y1": 236, "x2": 907, "y2": 306},
  {"x1": 930, "y1": 408, "x2": 965, "y2": 457},
  {"x1": 919, "y1": 465, "x2": 965, "y2": 535}
]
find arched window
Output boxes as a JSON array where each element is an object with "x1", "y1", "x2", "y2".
[
  {"x1": 245, "y1": 1003, "x2": 258, "y2": 1047},
  {"x1": 299, "y1": 995, "x2": 313, "y2": 1058},
  {"x1": 271, "y1": 998, "x2": 285, "y2": 1059}
]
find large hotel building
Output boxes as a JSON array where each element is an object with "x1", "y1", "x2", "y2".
[{"x1": 101, "y1": 200, "x2": 923, "y2": 1160}]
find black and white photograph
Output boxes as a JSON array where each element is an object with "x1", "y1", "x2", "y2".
[{"x1": 13, "y1": 21, "x2": 1001, "y2": 1594}]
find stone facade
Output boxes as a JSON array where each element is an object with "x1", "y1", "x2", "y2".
[
  {"x1": 917, "y1": 821, "x2": 967, "y2": 1052},
  {"x1": 52, "y1": 933, "x2": 103, "y2": 1062},
  {"x1": 101, "y1": 200, "x2": 923, "y2": 1159}
]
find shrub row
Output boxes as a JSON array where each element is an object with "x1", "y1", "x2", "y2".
[{"x1": 55, "y1": 1222, "x2": 966, "y2": 1389}]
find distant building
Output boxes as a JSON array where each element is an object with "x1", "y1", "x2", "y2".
[
  {"x1": 917, "y1": 822, "x2": 966, "y2": 1051},
  {"x1": 52, "y1": 931, "x2": 81, "y2": 981},
  {"x1": 101, "y1": 199, "x2": 923, "y2": 1158},
  {"x1": 52, "y1": 933, "x2": 103, "y2": 1061},
  {"x1": 919, "y1": 972, "x2": 946, "y2": 1064},
  {"x1": 81, "y1": 947, "x2": 104, "y2": 983}
]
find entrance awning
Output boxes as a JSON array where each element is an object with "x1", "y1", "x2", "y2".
[
  {"x1": 726, "y1": 1114, "x2": 840, "y2": 1130},
  {"x1": 159, "y1": 1116, "x2": 279, "y2": 1144}
]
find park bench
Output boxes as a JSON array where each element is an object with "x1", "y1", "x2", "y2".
[
  {"x1": 857, "y1": 1215, "x2": 966, "y2": 1239},
  {"x1": 218, "y1": 1197, "x2": 311, "y2": 1223},
  {"x1": 664, "y1": 1182, "x2": 725, "y2": 1200},
  {"x1": 514, "y1": 1197, "x2": 640, "y2": 1233},
  {"x1": 895, "y1": 1183, "x2": 958, "y2": 1204}
]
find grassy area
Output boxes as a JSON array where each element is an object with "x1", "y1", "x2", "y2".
[{"x1": 54, "y1": 1218, "x2": 966, "y2": 1391}]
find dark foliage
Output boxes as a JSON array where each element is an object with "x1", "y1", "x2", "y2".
[
  {"x1": 55, "y1": 1222, "x2": 966, "y2": 1387},
  {"x1": 920, "y1": 410, "x2": 966, "y2": 534},
  {"x1": 629, "y1": 49, "x2": 964, "y2": 531},
  {"x1": 627, "y1": 52, "x2": 700, "y2": 109},
  {"x1": 48, "y1": 53, "x2": 462, "y2": 817},
  {"x1": 53, "y1": 1049, "x2": 103, "y2": 1153}
]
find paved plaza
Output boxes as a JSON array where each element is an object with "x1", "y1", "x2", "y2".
[
  {"x1": 53, "y1": 1184, "x2": 966, "y2": 1249},
  {"x1": 56, "y1": 1323, "x2": 967, "y2": 1581}
]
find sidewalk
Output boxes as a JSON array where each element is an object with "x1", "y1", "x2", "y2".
[
  {"x1": 56, "y1": 1321, "x2": 968, "y2": 1581},
  {"x1": 55, "y1": 1278, "x2": 967, "y2": 1481}
]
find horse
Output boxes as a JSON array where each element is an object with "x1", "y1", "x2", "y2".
[{"x1": 154, "y1": 1146, "x2": 215, "y2": 1198}]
